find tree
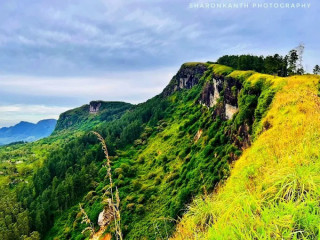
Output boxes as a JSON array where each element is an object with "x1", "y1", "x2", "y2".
[
  {"x1": 296, "y1": 67, "x2": 305, "y2": 75},
  {"x1": 287, "y1": 49, "x2": 299, "y2": 76},
  {"x1": 313, "y1": 65, "x2": 320, "y2": 75},
  {"x1": 264, "y1": 54, "x2": 287, "y2": 76},
  {"x1": 217, "y1": 54, "x2": 288, "y2": 76},
  {"x1": 287, "y1": 44, "x2": 305, "y2": 75}
]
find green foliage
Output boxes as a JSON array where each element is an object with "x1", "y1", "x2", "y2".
[
  {"x1": 0, "y1": 62, "x2": 284, "y2": 240},
  {"x1": 0, "y1": 188, "x2": 40, "y2": 240},
  {"x1": 172, "y1": 74, "x2": 320, "y2": 240},
  {"x1": 217, "y1": 54, "x2": 288, "y2": 77},
  {"x1": 54, "y1": 101, "x2": 132, "y2": 132}
]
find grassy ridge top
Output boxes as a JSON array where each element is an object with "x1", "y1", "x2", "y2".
[{"x1": 172, "y1": 74, "x2": 320, "y2": 239}]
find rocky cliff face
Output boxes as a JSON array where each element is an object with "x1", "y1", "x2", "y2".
[
  {"x1": 162, "y1": 63, "x2": 208, "y2": 96},
  {"x1": 200, "y1": 74, "x2": 241, "y2": 120},
  {"x1": 163, "y1": 62, "x2": 241, "y2": 120},
  {"x1": 89, "y1": 101, "x2": 102, "y2": 114},
  {"x1": 199, "y1": 77, "x2": 223, "y2": 108}
]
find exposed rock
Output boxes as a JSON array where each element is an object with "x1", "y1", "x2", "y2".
[
  {"x1": 234, "y1": 123, "x2": 251, "y2": 150},
  {"x1": 162, "y1": 62, "x2": 241, "y2": 121},
  {"x1": 212, "y1": 79, "x2": 221, "y2": 106},
  {"x1": 223, "y1": 76, "x2": 241, "y2": 107},
  {"x1": 200, "y1": 74, "x2": 241, "y2": 120},
  {"x1": 200, "y1": 78, "x2": 222, "y2": 107},
  {"x1": 90, "y1": 101, "x2": 102, "y2": 114},
  {"x1": 162, "y1": 63, "x2": 207, "y2": 96},
  {"x1": 199, "y1": 81, "x2": 215, "y2": 107},
  {"x1": 225, "y1": 104, "x2": 238, "y2": 120},
  {"x1": 212, "y1": 102, "x2": 226, "y2": 119}
]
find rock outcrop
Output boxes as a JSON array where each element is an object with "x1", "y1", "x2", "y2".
[
  {"x1": 199, "y1": 78, "x2": 223, "y2": 108},
  {"x1": 89, "y1": 101, "x2": 102, "y2": 114},
  {"x1": 225, "y1": 104, "x2": 239, "y2": 119},
  {"x1": 162, "y1": 63, "x2": 207, "y2": 96},
  {"x1": 200, "y1": 74, "x2": 241, "y2": 120},
  {"x1": 162, "y1": 62, "x2": 241, "y2": 120}
]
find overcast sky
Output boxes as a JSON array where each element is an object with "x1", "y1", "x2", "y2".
[{"x1": 0, "y1": 0, "x2": 319, "y2": 127}]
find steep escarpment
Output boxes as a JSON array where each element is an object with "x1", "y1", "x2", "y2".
[
  {"x1": 199, "y1": 67, "x2": 241, "y2": 120},
  {"x1": 7, "y1": 63, "x2": 297, "y2": 240},
  {"x1": 162, "y1": 62, "x2": 208, "y2": 96},
  {"x1": 172, "y1": 74, "x2": 320, "y2": 239},
  {"x1": 164, "y1": 63, "x2": 242, "y2": 121}
]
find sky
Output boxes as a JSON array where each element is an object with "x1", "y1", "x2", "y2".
[{"x1": 0, "y1": 0, "x2": 319, "y2": 127}]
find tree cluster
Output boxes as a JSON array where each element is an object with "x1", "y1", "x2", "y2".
[{"x1": 217, "y1": 44, "x2": 306, "y2": 76}]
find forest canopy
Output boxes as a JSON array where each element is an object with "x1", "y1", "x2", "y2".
[{"x1": 216, "y1": 44, "x2": 306, "y2": 76}]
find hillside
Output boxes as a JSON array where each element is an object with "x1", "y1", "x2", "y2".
[
  {"x1": 0, "y1": 101, "x2": 133, "y2": 187},
  {"x1": 54, "y1": 101, "x2": 132, "y2": 132},
  {"x1": 0, "y1": 62, "x2": 319, "y2": 240},
  {"x1": 0, "y1": 119, "x2": 57, "y2": 145},
  {"x1": 172, "y1": 74, "x2": 320, "y2": 239}
]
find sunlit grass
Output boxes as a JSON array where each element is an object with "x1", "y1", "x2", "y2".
[
  {"x1": 172, "y1": 73, "x2": 320, "y2": 240},
  {"x1": 210, "y1": 64, "x2": 233, "y2": 76}
]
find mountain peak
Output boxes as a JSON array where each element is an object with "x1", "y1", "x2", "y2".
[{"x1": 0, "y1": 119, "x2": 57, "y2": 145}]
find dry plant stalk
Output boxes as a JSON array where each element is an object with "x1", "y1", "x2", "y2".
[
  {"x1": 79, "y1": 203, "x2": 95, "y2": 237},
  {"x1": 91, "y1": 131, "x2": 123, "y2": 240}
]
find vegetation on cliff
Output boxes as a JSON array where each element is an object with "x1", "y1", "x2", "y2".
[
  {"x1": 172, "y1": 74, "x2": 320, "y2": 239},
  {"x1": 0, "y1": 61, "x2": 319, "y2": 240}
]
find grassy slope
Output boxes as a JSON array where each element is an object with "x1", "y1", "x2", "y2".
[
  {"x1": 3, "y1": 63, "x2": 317, "y2": 240},
  {"x1": 46, "y1": 70, "x2": 230, "y2": 240},
  {"x1": 46, "y1": 64, "x2": 287, "y2": 240},
  {"x1": 172, "y1": 74, "x2": 320, "y2": 239}
]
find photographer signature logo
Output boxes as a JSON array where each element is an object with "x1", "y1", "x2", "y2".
[{"x1": 189, "y1": 1, "x2": 312, "y2": 9}]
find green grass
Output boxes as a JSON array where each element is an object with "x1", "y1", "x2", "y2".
[
  {"x1": 172, "y1": 74, "x2": 320, "y2": 240},
  {"x1": 210, "y1": 64, "x2": 233, "y2": 75}
]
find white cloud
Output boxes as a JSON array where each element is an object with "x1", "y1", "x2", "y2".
[
  {"x1": 0, "y1": 104, "x2": 69, "y2": 127},
  {"x1": 0, "y1": 0, "x2": 319, "y2": 126},
  {"x1": 0, "y1": 67, "x2": 177, "y2": 127},
  {"x1": 0, "y1": 67, "x2": 175, "y2": 101}
]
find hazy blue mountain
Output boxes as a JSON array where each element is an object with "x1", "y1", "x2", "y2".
[{"x1": 0, "y1": 119, "x2": 57, "y2": 145}]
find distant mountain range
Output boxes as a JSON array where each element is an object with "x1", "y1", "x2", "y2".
[{"x1": 0, "y1": 119, "x2": 57, "y2": 145}]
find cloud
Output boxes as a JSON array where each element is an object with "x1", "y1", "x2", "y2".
[
  {"x1": 0, "y1": 67, "x2": 175, "y2": 102},
  {"x1": 0, "y1": 104, "x2": 69, "y2": 127},
  {"x1": 0, "y1": 0, "x2": 319, "y2": 126},
  {"x1": 0, "y1": 67, "x2": 176, "y2": 127}
]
